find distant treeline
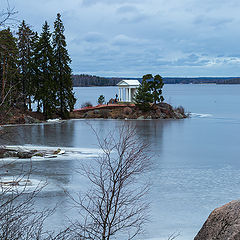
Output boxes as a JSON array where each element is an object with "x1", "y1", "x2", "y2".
[
  {"x1": 72, "y1": 74, "x2": 120, "y2": 86},
  {"x1": 164, "y1": 77, "x2": 240, "y2": 84},
  {"x1": 72, "y1": 75, "x2": 240, "y2": 87}
]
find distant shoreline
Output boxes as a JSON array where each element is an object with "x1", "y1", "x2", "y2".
[{"x1": 72, "y1": 75, "x2": 240, "y2": 87}]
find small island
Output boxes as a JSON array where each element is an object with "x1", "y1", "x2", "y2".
[
  {"x1": 71, "y1": 75, "x2": 188, "y2": 120},
  {"x1": 71, "y1": 102, "x2": 187, "y2": 120}
]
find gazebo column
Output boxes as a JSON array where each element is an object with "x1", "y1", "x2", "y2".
[
  {"x1": 126, "y1": 88, "x2": 129, "y2": 102},
  {"x1": 118, "y1": 88, "x2": 121, "y2": 101},
  {"x1": 121, "y1": 88, "x2": 124, "y2": 101},
  {"x1": 129, "y1": 88, "x2": 132, "y2": 102}
]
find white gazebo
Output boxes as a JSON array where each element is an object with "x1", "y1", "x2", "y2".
[{"x1": 117, "y1": 80, "x2": 140, "y2": 102}]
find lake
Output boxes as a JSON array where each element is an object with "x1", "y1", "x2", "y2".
[{"x1": 1, "y1": 84, "x2": 240, "y2": 240}]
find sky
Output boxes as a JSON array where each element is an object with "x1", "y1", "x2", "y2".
[{"x1": 1, "y1": 0, "x2": 240, "y2": 77}]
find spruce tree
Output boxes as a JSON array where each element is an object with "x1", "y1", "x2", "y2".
[
  {"x1": 17, "y1": 20, "x2": 36, "y2": 110},
  {"x1": 52, "y1": 13, "x2": 76, "y2": 118},
  {"x1": 28, "y1": 31, "x2": 39, "y2": 111},
  {"x1": 0, "y1": 28, "x2": 19, "y2": 107},
  {"x1": 34, "y1": 21, "x2": 56, "y2": 118}
]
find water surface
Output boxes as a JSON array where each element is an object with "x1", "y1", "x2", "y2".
[{"x1": 2, "y1": 84, "x2": 240, "y2": 240}]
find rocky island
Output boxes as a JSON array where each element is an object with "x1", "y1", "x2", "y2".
[{"x1": 71, "y1": 102, "x2": 188, "y2": 120}]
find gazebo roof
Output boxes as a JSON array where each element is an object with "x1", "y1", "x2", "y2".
[{"x1": 117, "y1": 80, "x2": 140, "y2": 87}]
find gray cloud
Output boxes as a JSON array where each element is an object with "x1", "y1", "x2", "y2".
[
  {"x1": 82, "y1": 32, "x2": 106, "y2": 43},
  {"x1": 9, "y1": 0, "x2": 240, "y2": 77},
  {"x1": 116, "y1": 5, "x2": 138, "y2": 14},
  {"x1": 82, "y1": 0, "x2": 140, "y2": 7}
]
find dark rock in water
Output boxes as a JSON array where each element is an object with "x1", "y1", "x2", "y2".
[
  {"x1": 0, "y1": 148, "x2": 33, "y2": 159},
  {"x1": 17, "y1": 151, "x2": 33, "y2": 159},
  {"x1": 194, "y1": 200, "x2": 240, "y2": 240},
  {"x1": 2, "y1": 151, "x2": 18, "y2": 158}
]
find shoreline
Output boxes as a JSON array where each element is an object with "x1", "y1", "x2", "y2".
[{"x1": 0, "y1": 102, "x2": 188, "y2": 127}]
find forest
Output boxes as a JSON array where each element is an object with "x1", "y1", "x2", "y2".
[{"x1": 0, "y1": 14, "x2": 76, "y2": 119}]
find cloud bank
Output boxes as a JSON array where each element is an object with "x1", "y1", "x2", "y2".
[{"x1": 6, "y1": 0, "x2": 240, "y2": 77}]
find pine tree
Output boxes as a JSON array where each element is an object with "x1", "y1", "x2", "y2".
[
  {"x1": 34, "y1": 21, "x2": 56, "y2": 118},
  {"x1": 17, "y1": 20, "x2": 36, "y2": 110},
  {"x1": 0, "y1": 28, "x2": 19, "y2": 107},
  {"x1": 148, "y1": 74, "x2": 164, "y2": 104},
  {"x1": 52, "y1": 13, "x2": 76, "y2": 118},
  {"x1": 133, "y1": 78, "x2": 153, "y2": 111}
]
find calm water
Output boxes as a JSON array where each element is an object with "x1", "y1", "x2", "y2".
[{"x1": 2, "y1": 84, "x2": 240, "y2": 240}]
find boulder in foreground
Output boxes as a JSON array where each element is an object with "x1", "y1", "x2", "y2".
[{"x1": 195, "y1": 200, "x2": 240, "y2": 240}]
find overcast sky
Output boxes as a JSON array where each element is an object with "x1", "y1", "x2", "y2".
[{"x1": 2, "y1": 0, "x2": 240, "y2": 77}]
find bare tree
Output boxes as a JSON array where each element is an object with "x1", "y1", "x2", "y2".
[
  {"x1": 68, "y1": 125, "x2": 151, "y2": 240},
  {"x1": 0, "y1": 0, "x2": 17, "y2": 27},
  {"x1": 167, "y1": 232, "x2": 180, "y2": 240},
  {"x1": 0, "y1": 159, "x2": 73, "y2": 240}
]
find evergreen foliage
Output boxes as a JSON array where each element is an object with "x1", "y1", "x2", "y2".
[
  {"x1": 52, "y1": 13, "x2": 76, "y2": 118},
  {"x1": 0, "y1": 28, "x2": 19, "y2": 107},
  {"x1": 17, "y1": 20, "x2": 36, "y2": 110},
  {"x1": 98, "y1": 95, "x2": 105, "y2": 105},
  {"x1": 34, "y1": 21, "x2": 57, "y2": 118},
  {"x1": 133, "y1": 79, "x2": 153, "y2": 111},
  {"x1": 0, "y1": 15, "x2": 76, "y2": 119},
  {"x1": 134, "y1": 74, "x2": 165, "y2": 110},
  {"x1": 147, "y1": 74, "x2": 164, "y2": 104}
]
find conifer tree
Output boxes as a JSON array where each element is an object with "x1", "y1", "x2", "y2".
[
  {"x1": 134, "y1": 73, "x2": 165, "y2": 110},
  {"x1": 17, "y1": 20, "x2": 36, "y2": 110},
  {"x1": 0, "y1": 28, "x2": 19, "y2": 107},
  {"x1": 34, "y1": 21, "x2": 56, "y2": 118},
  {"x1": 52, "y1": 13, "x2": 76, "y2": 118},
  {"x1": 133, "y1": 78, "x2": 153, "y2": 111},
  {"x1": 28, "y1": 31, "x2": 39, "y2": 111},
  {"x1": 148, "y1": 74, "x2": 164, "y2": 104}
]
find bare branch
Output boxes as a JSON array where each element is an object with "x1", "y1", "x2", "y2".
[
  {"x1": 69, "y1": 124, "x2": 151, "y2": 240},
  {"x1": 168, "y1": 232, "x2": 181, "y2": 240},
  {"x1": 0, "y1": 0, "x2": 18, "y2": 27}
]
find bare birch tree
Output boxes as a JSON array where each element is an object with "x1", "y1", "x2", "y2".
[{"x1": 68, "y1": 125, "x2": 151, "y2": 240}]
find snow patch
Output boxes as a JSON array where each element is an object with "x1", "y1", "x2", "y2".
[{"x1": 190, "y1": 113, "x2": 213, "y2": 118}]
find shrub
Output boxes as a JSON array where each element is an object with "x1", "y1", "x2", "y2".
[
  {"x1": 81, "y1": 101, "x2": 93, "y2": 108},
  {"x1": 98, "y1": 95, "x2": 105, "y2": 105}
]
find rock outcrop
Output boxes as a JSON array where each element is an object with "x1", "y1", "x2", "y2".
[
  {"x1": 71, "y1": 103, "x2": 188, "y2": 120},
  {"x1": 0, "y1": 108, "x2": 44, "y2": 125},
  {"x1": 195, "y1": 200, "x2": 240, "y2": 240},
  {"x1": 0, "y1": 147, "x2": 65, "y2": 159}
]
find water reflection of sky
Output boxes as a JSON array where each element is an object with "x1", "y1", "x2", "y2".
[{"x1": 1, "y1": 84, "x2": 240, "y2": 239}]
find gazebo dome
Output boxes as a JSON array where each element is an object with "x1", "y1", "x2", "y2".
[{"x1": 117, "y1": 80, "x2": 140, "y2": 102}]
